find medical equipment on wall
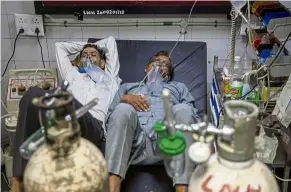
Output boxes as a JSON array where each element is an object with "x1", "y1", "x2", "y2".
[
  {"x1": 4, "y1": 68, "x2": 58, "y2": 143},
  {"x1": 23, "y1": 83, "x2": 108, "y2": 192},
  {"x1": 6, "y1": 68, "x2": 59, "y2": 114},
  {"x1": 154, "y1": 89, "x2": 279, "y2": 192}
]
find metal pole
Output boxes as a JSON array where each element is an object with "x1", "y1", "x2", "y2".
[{"x1": 163, "y1": 89, "x2": 176, "y2": 136}]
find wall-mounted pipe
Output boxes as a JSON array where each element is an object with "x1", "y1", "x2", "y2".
[{"x1": 44, "y1": 20, "x2": 231, "y2": 28}]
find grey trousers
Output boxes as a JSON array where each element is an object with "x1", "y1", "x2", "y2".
[{"x1": 105, "y1": 103, "x2": 195, "y2": 186}]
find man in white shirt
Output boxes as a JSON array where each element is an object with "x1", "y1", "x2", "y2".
[
  {"x1": 56, "y1": 36, "x2": 121, "y2": 124},
  {"x1": 11, "y1": 36, "x2": 121, "y2": 191}
]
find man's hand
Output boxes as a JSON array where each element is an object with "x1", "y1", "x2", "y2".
[{"x1": 121, "y1": 94, "x2": 150, "y2": 112}]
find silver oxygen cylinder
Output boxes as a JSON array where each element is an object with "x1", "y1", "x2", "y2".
[
  {"x1": 189, "y1": 100, "x2": 279, "y2": 192},
  {"x1": 23, "y1": 91, "x2": 107, "y2": 192}
]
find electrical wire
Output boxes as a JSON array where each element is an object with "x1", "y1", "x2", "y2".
[
  {"x1": 1, "y1": 100, "x2": 9, "y2": 114},
  {"x1": 1, "y1": 30, "x2": 23, "y2": 77},
  {"x1": 1, "y1": 172, "x2": 11, "y2": 189},
  {"x1": 279, "y1": 37, "x2": 291, "y2": 43},
  {"x1": 218, "y1": 80, "x2": 284, "y2": 127},
  {"x1": 0, "y1": 74, "x2": 9, "y2": 83},
  {"x1": 1, "y1": 113, "x2": 18, "y2": 120},
  {"x1": 218, "y1": 67, "x2": 286, "y2": 126},
  {"x1": 249, "y1": 31, "x2": 291, "y2": 97},
  {"x1": 32, "y1": 69, "x2": 46, "y2": 86},
  {"x1": 267, "y1": 31, "x2": 291, "y2": 70},
  {"x1": 218, "y1": 84, "x2": 257, "y2": 116},
  {"x1": 238, "y1": 2, "x2": 290, "y2": 77},
  {"x1": 169, "y1": 33, "x2": 183, "y2": 57},
  {"x1": 257, "y1": 71, "x2": 269, "y2": 80},
  {"x1": 169, "y1": 0, "x2": 198, "y2": 57},
  {"x1": 255, "y1": 31, "x2": 291, "y2": 74},
  {"x1": 273, "y1": 168, "x2": 291, "y2": 182},
  {"x1": 246, "y1": 31, "x2": 291, "y2": 85},
  {"x1": 239, "y1": 85, "x2": 258, "y2": 100},
  {"x1": 1, "y1": 104, "x2": 18, "y2": 119},
  {"x1": 273, "y1": 174, "x2": 291, "y2": 182},
  {"x1": 216, "y1": 1, "x2": 288, "y2": 127},
  {"x1": 36, "y1": 32, "x2": 46, "y2": 68}
]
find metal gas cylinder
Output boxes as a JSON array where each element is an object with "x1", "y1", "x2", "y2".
[
  {"x1": 188, "y1": 101, "x2": 279, "y2": 192},
  {"x1": 23, "y1": 92, "x2": 107, "y2": 192}
]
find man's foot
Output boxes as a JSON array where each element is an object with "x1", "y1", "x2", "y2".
[
  {"x1": 175, "y1": 184, "x2": 188, "y2": 192},
  {"x1": 109, "y1": 174, "x2": 121, "y2": 192},
  {"x1": 10, "y1": 177, "x2": 23, "y2": 192}
]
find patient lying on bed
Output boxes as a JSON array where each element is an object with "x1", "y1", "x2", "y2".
[
  {"x1": 11, "y1": 37, "x2": 121, "y2": 192},
  {"x1": 105, "y1": 51, "x2": 200, "y2": 192}
]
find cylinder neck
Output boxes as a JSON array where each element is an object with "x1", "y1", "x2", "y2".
[
  {"x1": 218, "y1": 155, "x2": 254, "y2": 169},
  {"x1": 34, "y1": 93, "x2": 80, "y2": 157},
  {"x1": 217, "y1": 101, "x2": 258, "y2": 162}
]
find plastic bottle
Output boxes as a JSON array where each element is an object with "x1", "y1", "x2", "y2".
[
  {"x1": 260, "y1": 84, "x2": 270, "y2": 102},
  {"x1": 246, "y1": 87, "x2": 259, "y2": 105},
  {"x1": 242, "y1": 47, "x2": 252, "y2": 73},
  {"x1": 223, "y1": 61, "x2": 232, "y2": 97},
  {"x1": 242, "y1": 74, "x2": 251, "y2": 99},
  {"x1": 229, "y1": 56, "x2": 243, "y2": 99}
]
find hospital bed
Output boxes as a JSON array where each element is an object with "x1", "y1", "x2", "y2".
[{"x1": 88, "y1": 38, "x2": 207, "y2": 191}]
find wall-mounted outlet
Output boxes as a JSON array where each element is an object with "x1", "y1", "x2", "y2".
[{"x1": 15, "y1": 14, "x2": 45, "y2": 37}]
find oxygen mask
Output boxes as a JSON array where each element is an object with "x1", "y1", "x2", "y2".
[
  {"x1": 83, "y1": 56, "x2": 111, "y2": 84},
  {"x1": 146, "y1": 62, "x2": 166, "y2": 94},
  {"x1": 84, "y1": 56, "x2": 92, "y2": 68},
  {"x1": 147, "y1": 62, "x2": 166, "y2": 83},
  {"x1": 133, "y1": 61, "x2": 167, "y2": 95},
  {"x1": 153, "y1": 61, "x2": 165, "y2": 73}
]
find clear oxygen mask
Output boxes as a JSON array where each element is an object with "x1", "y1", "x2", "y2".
[
  {"x1": 83, "y1": 57, "x2": 111, "y2": 84},
  {"x1": 133, "y1": 62, "x2": 168, "y2": 95},
  {"x1": 146, "y1": 63, "x2": 167, "y2": 94},
  {"x1": 147, "y1": 65, "x2": 164, "y2": 82}
]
